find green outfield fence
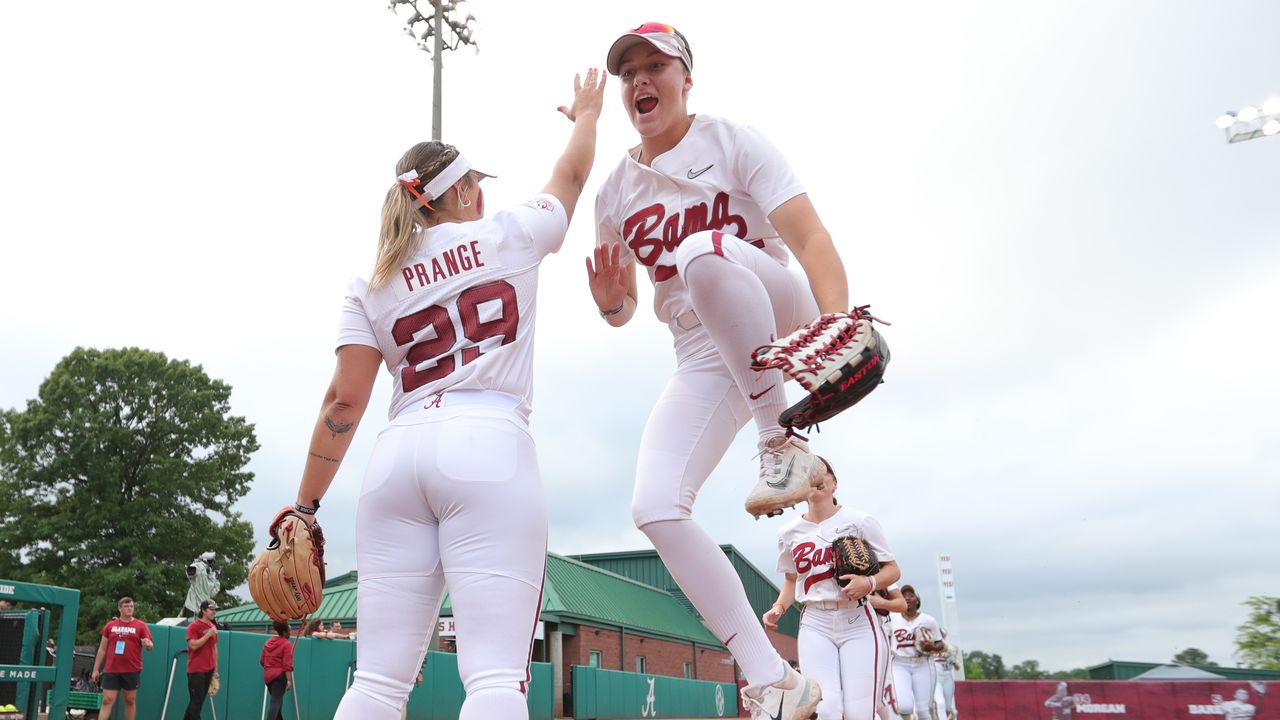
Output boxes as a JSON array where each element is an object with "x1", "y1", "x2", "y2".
[
  {"x1": 571, "y1": 665, "x2": 737, "y2": 719},
  {"x1": 97, "y1": 625, "x2": 552, "y2": 720}
]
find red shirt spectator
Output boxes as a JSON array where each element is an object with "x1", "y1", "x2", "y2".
[
  {"x1": 185, "y1": 617, "x2": 219, "y2": 673},
  {"x1": 101, "y1": 617, "x2": 153, "y2": 673},
  {"x1": 261, "y1": 636, "x2": 295, "y2": 684}
]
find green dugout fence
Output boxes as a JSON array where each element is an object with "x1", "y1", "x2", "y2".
[
  {"x1": 106, "y1": 625, "x2": 553, "y2": 719},
  {"x1": 571, "y1": 665, "x2": 737, "y2": 719}
]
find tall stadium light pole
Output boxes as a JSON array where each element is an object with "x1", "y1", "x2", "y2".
[
  {"x1": 1216, "y1": 96, "x2": 1280, "y2": 144},
  {"x1": 388, "y1": 0, "x2": 479, "y2": 141}
]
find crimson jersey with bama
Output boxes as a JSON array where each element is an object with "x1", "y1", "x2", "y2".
[
  {"x1": 595, "y1": 114, "x2": 803, "y2": 324},
  {"x1": 776, "y1": 507, "x2": 895, "y2": 605},
  {"x1": 337, "y1": 194, "x2": 568, "y2": 420}
]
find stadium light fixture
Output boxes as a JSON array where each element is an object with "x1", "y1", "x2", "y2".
[
  {"x1": 389, "y1": 0, "x2": 479, "y2": 141},
  {"x1": 1217, "y1": 95, "x2": 1280, "y2": 144}
]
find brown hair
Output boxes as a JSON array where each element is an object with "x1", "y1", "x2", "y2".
[
  {"x1": 117, "y1": 597, "x2": 134, "y2": 608},
  {"x1": 272, "y1": 620, "x2": 291, "y2": 637},
  {"x1": 372, "y1": 141, "x2": 475, "y2": 288}
]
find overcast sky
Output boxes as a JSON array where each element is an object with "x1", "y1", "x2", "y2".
[{"x1": 2, "y1": 0, "x2": 1277, "y2": 672}]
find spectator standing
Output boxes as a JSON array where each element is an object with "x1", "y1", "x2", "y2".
[
  {"x1": 261, "y1": 620, "x2": 295, "y2": 720},
  {"x1": 184, "y1": 599, "x2": 219, "y2": 720},
  {"x1": 91, "y1": 597, "x2": 154, "y2": 720}
]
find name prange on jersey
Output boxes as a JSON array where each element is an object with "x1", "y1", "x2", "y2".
[{"x1": 400, "y1": 240, "x2": 487, "y2": 294}]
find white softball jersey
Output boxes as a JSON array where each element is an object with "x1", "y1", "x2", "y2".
[
  {"x1": 776, "y1": 507, "x2": 895, "y2": 606},
  {"x1": 595, "y1": 114, "x2": 803, "y2": 325},
  {"x1": 889, "y1": 612, "x2": 943, "y2": 659},
  {"x1": 336, "y1": 195, "x2": 568, "y2": 421}
]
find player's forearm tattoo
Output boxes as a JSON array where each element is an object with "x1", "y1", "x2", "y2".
[
  {"x1": 309, "y1": 451, "x2": 340, "y2": 464},
  {"x1": 325, "y1": 416, "x2": 353, "y2": 439}
]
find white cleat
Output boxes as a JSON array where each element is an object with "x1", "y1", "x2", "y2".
[
  {"x1": 744, "y1": 434, "x2": 822, "y2": 518},
  {"x1": 741, "y1": 668, "x2": 822, "y2": 720}
]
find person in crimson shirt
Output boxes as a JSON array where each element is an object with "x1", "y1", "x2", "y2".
[
  {"x1": 91, "y1": 597, "x2": 154, "y2": 720},
  {"x1": 260, "y1": 620, "x2": 295, "y2": 720},
  {"x1": 184, "y1": 599, "x2": 219, "y2": 720}
]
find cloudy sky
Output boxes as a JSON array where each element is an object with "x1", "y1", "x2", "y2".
[{"x1": 2, "y1": 0, "x2": 1277, "y2": 672}]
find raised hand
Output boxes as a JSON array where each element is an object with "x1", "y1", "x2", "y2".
[{"x1": 558, "y1": 68, "x2": 606, "y2": 123}]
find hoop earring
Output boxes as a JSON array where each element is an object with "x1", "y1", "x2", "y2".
[{"x1": 457, "y1": 186, "x2": 473, "y2": 209}]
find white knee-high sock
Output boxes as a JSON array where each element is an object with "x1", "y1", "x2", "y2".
[
  {"x1": 683, "y1": 254, "x2": 787, "y2": 442},
  {"x1": 641, "y1": 518, "x2": 788, "y2": 686},
  {"x1": 460, "y1": 687, "x2": 528, "y2": 720}
]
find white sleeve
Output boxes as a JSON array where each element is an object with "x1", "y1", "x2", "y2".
[
  {"x1": 335, "y1": 282, "x2": 378, "y2": 351},
  {"x1": 730, "y1": 124, "x2": 805, "y2": 217},
  {"x1": 776, "y1": 533, "x2": 797, "y2": 574},
  {"x1": 595, "y1": 183, "x2": 636, "y2": 263},
  {"x1": 511, "y1": 194, "x2": 569, "y2": 259},
  {"x1": 861, "y1": 515, "x2": 895, "y2": 563}
]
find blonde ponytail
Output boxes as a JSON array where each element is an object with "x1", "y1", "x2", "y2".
[{"x1": 370, "y1": 141, "x2": 464, "y2": 289}]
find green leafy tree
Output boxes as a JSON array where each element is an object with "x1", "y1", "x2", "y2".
[
  {"x1": 1048, "y1": 667, "x2": 1090, "y2": 680},
  {"x1": 1235, "y1": 596, "x2": 1280, "y2": 670},
  {"x1": 1173, "y1": 647, "x2": 1215, "y2": 666},
  {"x1": 1010, "y1": 659, "x2": 1049, "y2": 679},
  {"x1": 964, "y1": 650, "x2": 1006, "y2": 679},
  {"x1": 0, "y1": 347, "x2": 259, "y2": 642}
]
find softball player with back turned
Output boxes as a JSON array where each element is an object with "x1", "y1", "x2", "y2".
[
  {"x1": 586, "y1": 22, "x2": 854, "y2": 719},
  {"x1": 281, "y1": 70, "x2": 605, "y2": 720},
  {"x1": 763, "y1": 458, "x2": 900, "y2": 720}
]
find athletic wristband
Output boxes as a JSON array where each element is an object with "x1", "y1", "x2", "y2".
[
  {"x1": 599, "y1": 301, "x2": 625, "y2": 318},
  {"x1": 293, "y1": 498, "x2": 321, "y2": 515},
  {"x1": 867, "y1": 575, "x2": 877, "y2": 592}
]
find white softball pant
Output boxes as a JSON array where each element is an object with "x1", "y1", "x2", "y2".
[
  {"x1": 892, "y1": 656, "x2": 937, "y2": 720},
  {"x1": 799, "y1": 602, "x2": 892, "y2": 720},
  {"x1": 334, "y1": 391, "x2": 547, "y2": 720},
  {"x1": 936, "y1": 670, "x2": 955, "y2": 717}
]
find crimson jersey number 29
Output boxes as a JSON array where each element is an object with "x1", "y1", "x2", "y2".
[{"x1": 391, "y1": 280, "x2": 519, "y2": 392}]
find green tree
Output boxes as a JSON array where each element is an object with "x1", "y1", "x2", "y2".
[
  {"x1": 1235, "y1": 596, "x2": 1280, "y2": 670},
  {"x1": 1048, "y1": 667, "x2": 1090, "y2": 680},
  {"x1": 1173, "y1": 647, "x2": 1215, "y2": 666},
  {"x1": 964, "y1": 650, "x2": 1006, "y2": 679},
  {"x1": 1010, "y1": 659, "x2": 1049, "y2": 679},
  {"x1": 0, "y1": 347, "x2": 259, "y2": 641}
]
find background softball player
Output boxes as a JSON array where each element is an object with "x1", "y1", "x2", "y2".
[
  {"x1": 283, "y1": 71, "x2": 604, "y2": 720},
  {"x1": 763, "y1": 458, "x2": 901, "y2": 720},
  {"x1": 889, "y1": 586, "x2": 944, "y2": 720},
  {"x1": 586, "y1": 21, "x2": 853, "y2": 718},
  {"x1": 932, "y1": 628, "x2": 958, "y2": 720}
]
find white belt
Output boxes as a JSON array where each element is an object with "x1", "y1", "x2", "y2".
[
  {"x1": 805, "y1": 598, "x2": 863, "y2": 611},
  {"x1": 895, "y1": 654, "x2": 930, "y2": 665},
  {"x1": 672, "y1": 310, "x2": 701, "y2": 331}
]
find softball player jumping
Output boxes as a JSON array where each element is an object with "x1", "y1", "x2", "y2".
[
  {"x1": 284, "y1": 71, "x2": 605, "y2": 720},
  {"x1": 763, "y1": 459, "x2": 901, "y2": 720},
  {"x1": 889, "y1": 586, "x2": 945, "y2": 720},
  {"x1": 586, "y1": 22, "x2": 853, "y2": 719}
]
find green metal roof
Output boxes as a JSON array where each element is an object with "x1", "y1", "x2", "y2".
[
  {"x1": 572, "y1": 545, "x2": 800, "y2": 637},
  {"x1": 219, "y1": 553, "x2": 724, "y2": 647},
  {"x1": 1087, "y1": 660, "x2": 1280, "y2": 681}
]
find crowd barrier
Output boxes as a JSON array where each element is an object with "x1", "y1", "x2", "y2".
[
  {"x1": 571, "y1": 665, "x2": 737, "y2": 719},
  {"x1": 956, "y1": 679, "x2": 1277, "y2": 720}
]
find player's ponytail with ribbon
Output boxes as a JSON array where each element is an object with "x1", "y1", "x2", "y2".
[{"x1": 372, "y1": 141, "x2": 464, "y2": 288}]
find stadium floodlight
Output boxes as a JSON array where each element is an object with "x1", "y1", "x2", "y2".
[
  {"x1": 388, "y1": 0, "x2": 479, "y2": 141},
  {"x1": 1218, "y1": 95, "x2": 1280, "y2": 144}
]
